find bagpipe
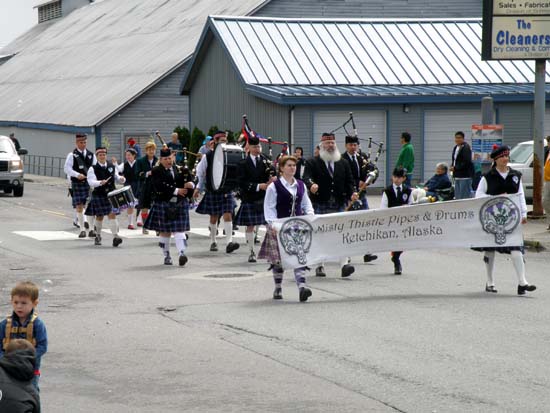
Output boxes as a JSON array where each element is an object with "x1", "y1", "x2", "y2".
[{"x1": 241, "y1": 115, "x2": 283, "y2": 177}]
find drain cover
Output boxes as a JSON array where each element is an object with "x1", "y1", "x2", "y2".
[{"x1": 204, "y1": 273, "x2": 253, "y2": 279}]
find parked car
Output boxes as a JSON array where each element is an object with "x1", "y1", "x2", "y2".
[
  {"x1": 508, "y1": 140, "x2": 533, "y2": 201},
  {"x1": 0, "y1": 135, "x2": 27, "y2": 197}
]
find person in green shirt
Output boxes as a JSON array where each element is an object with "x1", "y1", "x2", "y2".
[{"x1": 396, "y1": 132, "x2": 414, "y2": 186}]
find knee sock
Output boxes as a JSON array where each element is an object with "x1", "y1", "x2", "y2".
[
  {"x1": 511, "y1": 250, "x2": 528, "y2": 286},
  {"x1": 272, "y1": 265, "x2": 283, "y2": 289},
  {"x1": 89, "y1": 216, "x2": 95, "y2": 230},
  {"x1": 224, "y1": 220, "x2": 233, "y2": 244},
  {"x1": 77, "y1": 212, "x2": 84, "y2": 230},
  {"x1": 95, "y1": 219, "x2": 103, "y2": 234},
  {"x1": 245, "y1": 231, "x2": 254, "y2": 252},
  {"x1": 73, "y1": 209, "x2": 78, "y2": 222},
  {"x1": 209, "y1": 223, "x2": 217, "y2": 243},
  {"x1": 294, "y1": 267, "x2": 306, "y2": 289},
  {"x1": 159, "y1": 236, "x2": 170, "y2": 257},
  {"x1": 136, "y1": 212, "x2": 143, "y2": 225},
  {"x1": 174, "y1": 232, "x2": 186, "y2": 256},
  {"x1": 109, "y1": 218, "x2": 119, "y2": 236},
  {"x1": 484, "y1": 251, "x2": 495, "y2": 286}
]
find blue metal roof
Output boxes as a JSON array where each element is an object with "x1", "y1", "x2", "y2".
[{"x1": 181, "y1": 16, "x2": 550, "y2": 103}]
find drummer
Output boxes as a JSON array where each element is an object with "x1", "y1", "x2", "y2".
[
  {"x1": 193, "y1": 131, "x2": 240, "y2": 254},
  {"x1": 85, "y1": 147, "x2": 126, "y2": 247},
  {"x1": 113, "y1": 148, "x2": 139, "y2": 229}
]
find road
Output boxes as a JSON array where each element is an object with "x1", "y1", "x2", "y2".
[{"x1": 0, "y1": 180, "x2": 549, "y2": 412}]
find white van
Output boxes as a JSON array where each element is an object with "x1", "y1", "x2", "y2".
[{"x1": 508, "y1": 140, "x2": 533, "y2": 201}]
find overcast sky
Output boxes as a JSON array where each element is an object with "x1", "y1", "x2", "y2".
[{"x1": 0, "y1": 0, "x2": 37, "y2": 49}]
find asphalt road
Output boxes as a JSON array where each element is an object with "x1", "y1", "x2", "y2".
[{"x1": 0, "y1": 181, "x2": 549, "y2": 412}]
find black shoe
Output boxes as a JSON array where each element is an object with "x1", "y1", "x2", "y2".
[
  {"x1": 226, "y1": 242, "x2": 240, "y2": 254},
  {"x1": 363, "y1": 254, "x2": 378, "y2": 263},
  {"x1": 73, "y1": 221, "x2": 79, "y2": 228},
  {"x1": 78, "y1": 230, "x2": 86, "y2": 238},
  {"x1": 485, "y1": 285, "x2": 498, "y2": 293},
  {"x1": 179, "y1": 254, "x2": 188, "y2": 267},
  {"x1": 84, "y1": 221, "x2": 90, "y2": 230},
  {"x1": 254, "y1": 236, "x2": 261, "y2": 244},
  {"x1": 94, "y1": 235, "x2": 102, "y2": 246},
  {"x1": 299, "y1": 287, "x2": 312, "y2": 302},
  {"x1": 273, "y1": 288, "x2": 283, "y2": 300},
  {"x1": 315, "y1": 266, "x2": 326, "y2": 277},
  {"x1": 518, "y1": 284, "x2": 536, "y2": 295},
  {"x1": 112, "y1": 237, "x2": 123, "y2": 247},
  {"x1": 341, "y1": 264, "x2": 355, "y2": 278},
  {"x1": 164, "y1": 256, "x2": 173, "y2": 265},
  {"x1": 248, "y1": 251, "x2": 257, "y2": 263},
  {"x1": 88, "y1": 230, "x2": 96, "y2": 238},
  {"x1": 210, "y1": 242, "x2": 218, "y2": 252}
]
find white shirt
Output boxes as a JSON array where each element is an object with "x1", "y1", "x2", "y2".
[
  {"x1": 264, "y1": 176, "x2": 314, "y2": 224},
  {"x1": 195, "y1": 154, "x2": 208, "y2": 191},
  {"x1": 380, "y1": 184, "x2": 412, "y2": 209},
  {"x1": 87, "y1": 162, "x2": 125, "y2": 188},
  {"x1": 475, "y1": 169, "x2": 527, "y2": 219},
  {"x1": 64, "y1": 149, "x2": 97, "y2": 179}
]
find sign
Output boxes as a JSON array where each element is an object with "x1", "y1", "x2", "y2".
[
  {"x1": 482, "y1": 0, "x2": 550, "y2": 60},
  {"x1": 273, "y1": 195, "x2": 524, "y2": 269},
  {"x1": 471, "y1": 124, "x2": 503, "y2": 162}
]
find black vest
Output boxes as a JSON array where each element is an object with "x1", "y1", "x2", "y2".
[
  {"x1": 384, "y1": 185, "x2": 412, "y2": 208},
  {"x1": 71, "y1": 149, "x2": 94, "y2": 182},
  {"x1": 92, "y1": 162, "x2": 116, "y2": 196},
  {"x1": 484, "y1": 167, "x2": 522, "y2": 195},
  {"x1": 123, "y1": 161, "x2": 138, "y2": 184}
]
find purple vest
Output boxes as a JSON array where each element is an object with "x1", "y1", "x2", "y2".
[{"x1": 274, "y1": 178, "x2": 305, "y2": 218}]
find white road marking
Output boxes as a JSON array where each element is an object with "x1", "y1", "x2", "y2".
[{"x1": 13, "y1": 231, "x2": 87, "y2": 241}]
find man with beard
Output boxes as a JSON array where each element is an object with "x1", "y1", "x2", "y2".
[{"x1": 304, "y1": 133, "x2": 358, "y2": 278}]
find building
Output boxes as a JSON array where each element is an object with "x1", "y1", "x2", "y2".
[
  {"x1": 180, "y1": 16, "x2": 550, "y2": 185},
  {"x1": 0, "y1": 0, "x2": 483, "y2": 176}
]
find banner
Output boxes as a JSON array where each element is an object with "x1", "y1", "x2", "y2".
[{"x1": 273, "y1": 194, "x2": 524, "y2": 269}]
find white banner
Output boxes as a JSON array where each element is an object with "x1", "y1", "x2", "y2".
[{"x1": 273, "y1": 194, "x2": 524, "y2": 269}]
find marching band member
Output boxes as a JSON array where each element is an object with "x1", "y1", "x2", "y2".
[
  {"x1": 341, "y1": 135, "x2": 378, "y2": 263},
  {"x1": 85, "y1": 147, "x2": 126, "y2": 247},
  {"x1": 380, "y1": 167, "x2": 412, "y2": 275},
  {"x1": 136, "y1": 142, "x2": 158, "y2": 233},
  {"x1": 144, "y1": 147, "x2": 195, "y2": 266},
  {"x1": 303, "y1": 133, "x2": 358, "y2": 278},
  {"x1": 113, "y1": 148, "x2": 139, "y2": 229},
  {"x1": 259, "y1": 155, "x2": 314, "y2": 302},
  {"x1": 236, "y1": 135, "x2": 275, "y2": 263},
  {"x1": 63, "y1": 133, "x2": 96, "y2": 238},
  {"x1": 474, "y1": 145, "x2": 536, "y2": 295},
  {"x1": 193, "y1": 131, "x2": 239, "y2": 254}
]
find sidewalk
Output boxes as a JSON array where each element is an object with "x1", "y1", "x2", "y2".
[{"x1": 23, "y1": 174, "x2": 550, "y2": 250}]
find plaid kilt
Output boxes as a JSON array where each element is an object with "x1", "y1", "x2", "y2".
[
  {"x1": 258, "y1": 226, "x2": 281, "y2": 264},
  {"x1": 471, "y1": 246, "x2": 524, "y2": 254},
  {"x1": 313, "y1": 200, "x2": 345, "y2": 215},
  {"x1": 196, "y1": 192, "x2": 236, "y2": 216},
  {"x1": 71, "y1": 181, "x2": 90, "y2": 208},
  {"x1": 144, "y1": 199, "x2": 190, "y2": 233},
  {"x1": 235, "y1": 201, "x2": 266, "y2": 226},
  {"x1": 85, "y1": 194, "x2": 119, "y2": 217}
]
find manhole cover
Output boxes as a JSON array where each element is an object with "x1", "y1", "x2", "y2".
[{"x1": 204, "y1": 273, "x2": 253, "y2": 279}]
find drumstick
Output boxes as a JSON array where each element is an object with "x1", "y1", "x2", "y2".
[{"x1": 102, "y1": 176, "x2": 112, "y2": 185}]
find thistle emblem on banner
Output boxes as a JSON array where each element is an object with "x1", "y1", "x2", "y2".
[
  {"x1": 279, "y1": 218, "x2": 313, "y2": 264},
  {"x1": 479, "y1": 197, "x2": 520, "y2": 245}
]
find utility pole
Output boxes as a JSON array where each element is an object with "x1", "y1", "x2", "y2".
[{"x1": 531, "y1": 59, "x2": 546, "y2": 217}]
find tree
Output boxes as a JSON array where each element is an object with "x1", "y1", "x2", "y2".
[
  {"x1": 207, "y1": 125, "x2": 219, "y2": 138},
  {"x1": 189, "y1": 127, "x2": 205, "y2": 169},
  {"x1": 173, "y1": 126, "x2": 190, "y2": 149}
]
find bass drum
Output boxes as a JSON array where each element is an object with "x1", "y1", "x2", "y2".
[{"x1": 210, "y1": 143, "x2": 245, "y2": 192}]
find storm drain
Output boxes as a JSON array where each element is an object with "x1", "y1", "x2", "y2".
[
  {"x1": 168, "y1": 271, "x2": 271, "y2": 281},
  {"x1": 204, "y1": 273, "x2": 253, "y2": 279}
]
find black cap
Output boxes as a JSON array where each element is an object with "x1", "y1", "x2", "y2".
[
  {"x1": 160, "y1": 147, "x2": 172, "y2": 158},
  {"x1": 248, "y1": 135, "x2": 260, "y2": 146},
  {"x1": 345, "y1": 135, "x2": 358, "y2": 144},
  {"x1": 490, "y1": 145, "x2": 510, "y2": 160},
  {"x1": 392, "y1": 167, "x2": 406, "y2": 177}
]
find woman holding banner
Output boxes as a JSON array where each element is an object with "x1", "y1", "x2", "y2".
[
  {"x1": 259, "y1": 155, "x2": 315, "y2": 302},
  {"x1": 474, "y1": 145, "x2": 536, "y2": 295}
]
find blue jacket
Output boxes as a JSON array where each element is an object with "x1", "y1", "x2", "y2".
[
  {"x1": 0, "y1": 311, "x2": 47, "y2": 371},
  {"x1": 424, "y1": 174, "x2": 452, "y2": 193}
]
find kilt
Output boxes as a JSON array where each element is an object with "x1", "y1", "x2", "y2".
[
  {"x1": 71, "y1": 180, "x2": 90, "y2": 208},
  {"x1": 313, "y1": 200, "x2": 345, "y2": 215},
  {"x1": 85, "y1": 194, "x2": 119, "y2": 217},
  {"x1": 258, "y1": 226, "x2": 281, "y2": 264},
  {"x1": 144, "y1": 199, "x2": 190, "y2": 233},
  {"x1": 471, "y1": 246, "x2": 524, "y2": 254},
  {"x1": 196, "y1": 192, "x2": 236, "y2": 216},
  {"x1": 138, "y1": 179, "x2": 153, "y2": 209},
  {"x1": 235, "y1": 201, "x2": 266, "y2": 226}
]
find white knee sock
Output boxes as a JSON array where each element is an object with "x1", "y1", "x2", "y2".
[
  {"x1": 77, "y1": 212, "x2": 84, "y2": 230},
  {"x1": 174, "y1": 232, "x2": 186, "y2": 256},
  {"x1": 109, "y1": 218, "x2": 118, "y2": 236},
  {"x1": 484, "y1": 251, "x2": 495, "y2": 286},
  {"x1": 159, "y1": 236, "x2": 170, "y2": 257},
  {"x1": 209, "y1": 223, "x2": 217, "y2": 243},
  {"x1": 245, "y1": 231, "x2": 254, "y2": 251},
  {"x1": 224, "y1": 220, "x2": 233, "y2": 244},
  {"x1": 95, "y1": 219, "x2": 103, "y2": 234},
  {"x1": 511, "y1": 250, "x2": 528, "y2": 286}
]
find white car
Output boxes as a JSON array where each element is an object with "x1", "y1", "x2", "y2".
[
  {"x1": 0, "y1": 135, "x2": 27, "y2": 197},
  {"x1": 508, "y1": 140, "x2": 533, "y2": 201}
]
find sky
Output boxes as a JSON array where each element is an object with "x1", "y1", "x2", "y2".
[{"x1": 0, "y1": 0, "x2": 38, "y2": 50}]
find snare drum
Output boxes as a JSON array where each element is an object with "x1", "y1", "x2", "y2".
[
  {"x1": 210, "y1": 143, "x2": 245, "y2": 192},
  {"x1": 107, "y1": 186, "x2": 136, "y2": 210}
]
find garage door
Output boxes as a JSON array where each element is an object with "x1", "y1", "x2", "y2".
[
  {"x1": 424, "y1": 109, "x2": 481, "y2": 181},
  {"x1": 313, "y1": 110, "x2": 386, "y2": 187}
]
